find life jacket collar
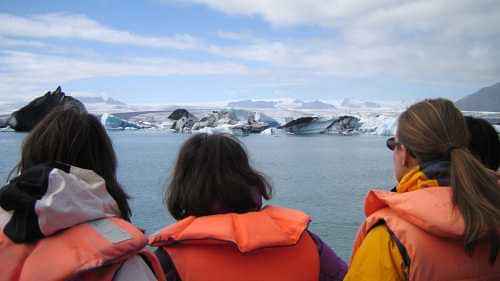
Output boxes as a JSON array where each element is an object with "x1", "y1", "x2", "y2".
[
  {"x1": 150, "y1": 205, "x2": 310, "y2": 253},
  {"x1": 365, "y1": 187, "x2": 465, "y2": 238}
]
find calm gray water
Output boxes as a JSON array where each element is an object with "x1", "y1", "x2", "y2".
[{"x1": 0, "y1": 131, "x2": 394, "y2": 260}]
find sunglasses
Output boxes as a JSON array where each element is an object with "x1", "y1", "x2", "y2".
[
  {"x1": 386, "y1": 137, "x2": 416, "y2": 157},
  {"x1": 386, "y1": 137, "x2": 401, "y2": 151}
]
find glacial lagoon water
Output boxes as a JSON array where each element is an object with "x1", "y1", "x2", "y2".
[{"x1": 0, "y1": 131, "x2": 394, "y2": 260}]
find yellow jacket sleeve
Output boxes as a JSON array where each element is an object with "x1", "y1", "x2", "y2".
[{"x1": 344, "y1": 225, "x2": 406, "y2": 281}]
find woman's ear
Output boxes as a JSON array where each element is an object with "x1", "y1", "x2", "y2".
[{"x1": 402, "y1": 145, "x2": 418, "y2": 168}]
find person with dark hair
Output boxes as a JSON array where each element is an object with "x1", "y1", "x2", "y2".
[
  {"x1": 465, "y1": 116, "x2": 500, "y2": 171},
  {"x1": 149, "y1": 133, "x2": 347, "y2": 281},
  {"x1": 0, "y1": 107, "x2": 165, "y2": 281},
  {"x1": 344, "y1": 99, "x2": 500, "y2": 281}
]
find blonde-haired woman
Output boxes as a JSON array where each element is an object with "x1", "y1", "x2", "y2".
[{"x1": 344, "y1": 99, "x2": 500, "y2": 281}]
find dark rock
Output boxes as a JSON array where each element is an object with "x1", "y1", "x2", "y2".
[
  {"x1": 168, "y1": 109, "x2": 198, "y2": 132},
  {"x1": 168, "y1": 109, "x2": 196, "y2": 120},
  {"x1": 6, "y1": 87, "x2": 86, "y2": 132}
]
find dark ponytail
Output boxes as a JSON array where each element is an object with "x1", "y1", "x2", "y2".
[{"x1": 450, "y1": 148, "x2": 499, "y2": 262}]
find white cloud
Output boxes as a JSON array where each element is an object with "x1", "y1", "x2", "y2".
[
  {"x1": 0, "y1": 35, "x2": 47, "y2": 48},
  {"x1": 0, "y1": 13, "x2": 200, "y2": 50},
  {"x1": 181, "y1": 0, "x2": 500, "y2": 84},
  {"x1": 181, "y1": 0, "x2": 423, "y2": 27},
  {"x1": 0, "y1": 51, "x2": 251, "y2": 100},
  {"x1": 2, "y1": 2, "x2": 500, "y2": 101}
]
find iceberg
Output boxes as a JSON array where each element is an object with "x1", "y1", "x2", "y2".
[
  {"x1": 0, "y1": 126, "x2": 15, "y2": 132},
  {"x1": 192, "y1": 123, "x2": 248, "y2": 136},
  {"x1": 279, "y1": 117, "x2": 336, "y2": 135},
  {"x1": 191, "y1": 109, "x2": 278, "y2": 133},
  {"x1": 325, "y1": 116, "x2": 361, "y2": 135},
  {"x1": 279, "y1": 115, "x2": 363, "y2": 135},
  {"x1": 359, "y1": 114, "x2": 398, "y2": 136},
  {"x1": 100, "y1": 113, "x2": 141, "y2": 130},
  {"x1": 260, "y1": 127, "x2": 283, "y2": 136}
]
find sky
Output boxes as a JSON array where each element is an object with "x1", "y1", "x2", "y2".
[{"x1": 0, "y1": 0, "x2": 499, "y2": 104}]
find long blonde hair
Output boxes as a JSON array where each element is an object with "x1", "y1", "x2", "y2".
[{"x1": 398, "y1": 98, "x2": 499, "y2": 263}]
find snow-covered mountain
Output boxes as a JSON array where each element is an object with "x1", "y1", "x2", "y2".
[
  {"x1": 297, "y1": 100, "x2": 336, "y2": 110},
  {"x1": 77, "y1": 96, "x2": 127, "y2": 106},
  {"x1": 340, "y1": 98, "x2": 381, "y2": 109},
  {"x1": 227, "y1": 98, "x2": 336, "y2": 110},
  {"x1": 227, "y1": 100, "x2": 277, "y2": 108}
]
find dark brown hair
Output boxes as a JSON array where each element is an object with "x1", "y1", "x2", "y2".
[
  {"x1": 398, "y1": 98, "x2": 499, "y2": 263},
  {"x1": 18, "y1": 106, "x2": 132, "y2": 221},
  {"x1": 465, "y1": 116, "x2": 500, "y2": 171},
  {"x1": 166, "y1": 133, "x2": 272, "y2": 220}
]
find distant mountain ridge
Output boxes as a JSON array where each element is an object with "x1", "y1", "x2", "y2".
[
  {"x1": 341, "y1": 98, "x2": 381, "y2": 108},
  {"x1": 456, "y1": 83, "x2": 500, "y2": 112},
  {"x1": 77, "y1": 96, "x2": 126, "y2": 106},
  {"x1": 227, "y1": 100, "x2": 277, "y2": 108},
  {"x1": 227, "y1": 99, "x2": 336, "y2": 110},
  {"x1": 298, "y1": 100, "x2": 336, "y2": 109}
]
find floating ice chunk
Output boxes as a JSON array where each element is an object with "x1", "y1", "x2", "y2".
[
  {"x1": 101, "y1": 113, "x2": 141, "y2": 130},
  {"x1": 260, "y1": 127, "x2": 282, "y2": 136},
  {"x1": 359, "y1": 114, "x2": 398, "y2": 136},
  {"x1": 279, "y1": 116, "x2": 336, "y2": 135},
  {"x1": 0, "y1": 126, "x2": 15, "y2": 132}
]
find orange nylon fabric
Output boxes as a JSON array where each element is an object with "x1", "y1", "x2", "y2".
[
  {"x1": 0, "y1": 217, "x2": 157, "y2": 281},
  {"x1": 352, "y1": 188, "x2": 500, "y2": 281},
  {"x1": 149, "y1": 205, "x2": 320, "y2": 281}
]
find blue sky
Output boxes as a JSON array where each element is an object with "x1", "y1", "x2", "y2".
[{"x1": 1, "y1": 0, "x2": 499, "y2": 104}]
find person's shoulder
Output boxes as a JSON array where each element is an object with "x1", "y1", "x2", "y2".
[
  {"x1": 344, "y1": 224, "x2": 405, "y2": 281},
  {"x1": 307, "y1": 231, "x2": 348, "y2": 281}
]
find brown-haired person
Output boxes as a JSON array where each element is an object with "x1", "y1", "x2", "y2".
[
  {"x1": 0, "y1": 107, "x2": 165, "y2": 281},
  {"x1": 149, "y1": 133, "x2": 347, "y2": 281},
  {"x1": 465, "y1": 116, "x2": 500, "y2": 171},
  {"x1": 344, "y1": 99, "x2": 500, "y2": 281}
]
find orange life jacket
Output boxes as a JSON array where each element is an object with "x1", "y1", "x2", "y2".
[
  {"x1": 352, "y1": 187, "x2": 500, "y2": 281},
  {"x1": 149, "y1": 205, "x2": 320, "y2": 281},
  {"x1": 0, "y1": 217, "x2": 166, "y2": 281}
]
